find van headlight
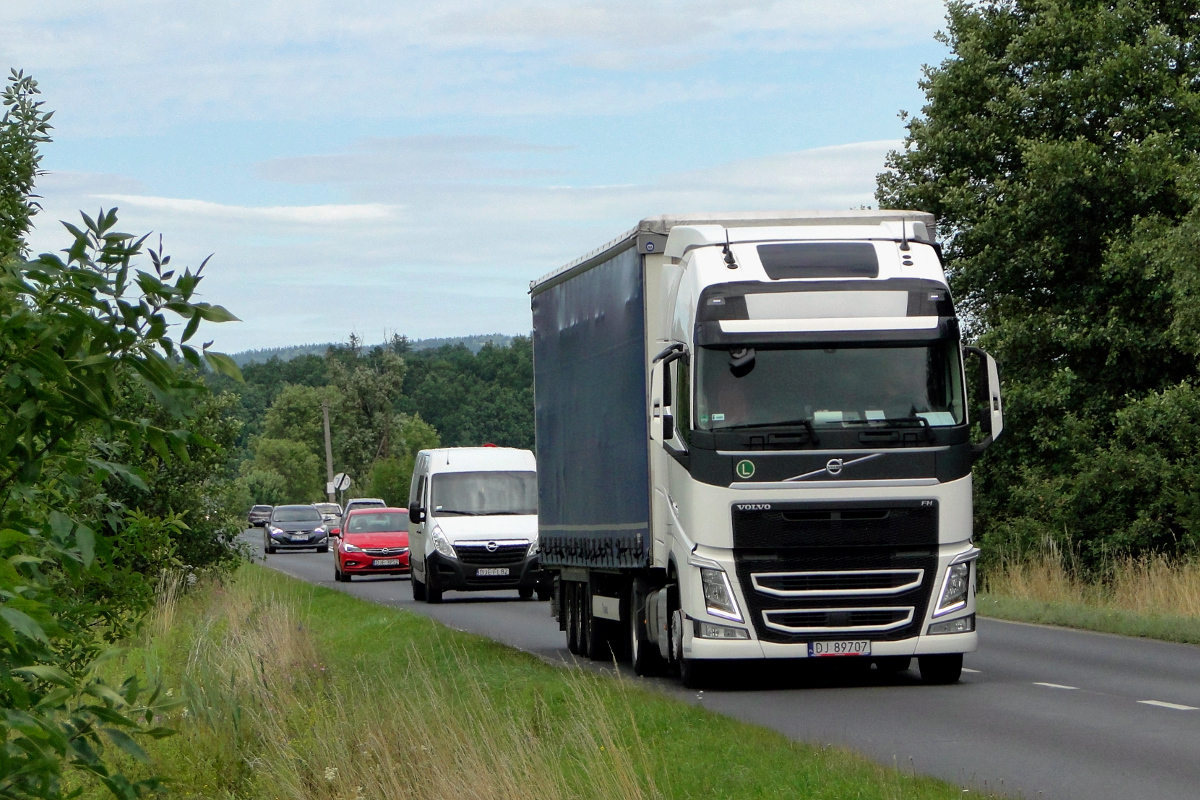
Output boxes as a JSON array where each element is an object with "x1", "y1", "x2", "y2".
[
  {"x1": 431, "y1": 525, "x2": 456, "y2": 559},
  {"x1": 700, "y1": 568, "x2": 743, "y2": 623},
  {"x1": 528, "y1": 536, "x2": 539, "y2": 556},
  {"x1": 934, "y1": 562, "x2": 971, "y2": 616}
]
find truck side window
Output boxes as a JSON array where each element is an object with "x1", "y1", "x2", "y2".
[{"x1": 675, "y1": 358, "x2": 692, "y2": 446}]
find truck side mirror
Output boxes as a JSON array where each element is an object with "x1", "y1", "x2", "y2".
[
  {"x1": 964, "y1": 346, "x2": 1004, "y2": 454},
  {"x1": 409, "y1": 507, "x2": 425, "y2": 524}
]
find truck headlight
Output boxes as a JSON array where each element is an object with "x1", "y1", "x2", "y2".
[
  {"x1": 700, "y1": 568, "x2": 743, "y2": 623},
  {"x1": 431, "y1": 525, "x2": 456, "y2": 559},
  {"x1": 934, "y1": 562, "x2": 970, "y2": 616}
]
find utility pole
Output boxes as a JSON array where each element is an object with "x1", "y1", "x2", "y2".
[{"x1": 322, "y1": 399, "x2": 335, "y2": 502}]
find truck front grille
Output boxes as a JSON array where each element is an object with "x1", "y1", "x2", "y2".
[{"x1": 732, "y1": 501, "x2": 939, "y2": 644}]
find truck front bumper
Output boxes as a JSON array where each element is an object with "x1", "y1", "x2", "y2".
[{"x1": 684, "y1": 627, "x2": 977, "y2": 660}]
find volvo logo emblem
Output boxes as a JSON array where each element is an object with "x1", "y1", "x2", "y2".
[
  {"x1": 486, "y1": 541, "x2": 499, "y2": 552},
  {"x1": 825, "y1": 458, "x2": 844, "y2": 475}
]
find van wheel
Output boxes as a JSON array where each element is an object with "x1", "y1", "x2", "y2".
[
  {"x1": 918, "y1": 653, "x2": 963, "y2": 684},
  {"x1": 536, "y1": 584, "x2": 553, "y2": 602},
  {"x1": 518, "y1": 587, "x2": 534, "y2": 600},
  {"x1": 426, "y1": 564, "x2": 443, "y2": 604},
  {"x1": 412, "y1": 573, "x2": 427, "y2": 601},
  {"x1": 630, "y1": 585, "x2": 665, "y2": 676}
]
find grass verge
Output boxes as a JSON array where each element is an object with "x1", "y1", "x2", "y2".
[
  {"x1": 106, "y1": 564, "x2": 982, "y2": 800},
  {"x1": 980, "y1": 547, "x2": 1200, "y2": 644}
]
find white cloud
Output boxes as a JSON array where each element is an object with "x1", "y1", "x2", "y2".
[
  {"x1": 4, "y1": 0, "x2": 945, "y2": 133},
  {"x1": 26, "y1": 139, "x2": 899, "y2": 350}
]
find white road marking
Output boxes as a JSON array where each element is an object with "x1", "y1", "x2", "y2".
[
  {"x1": 1138, "y1": 700, "x2": 1198, "y2": 711},
  {"x1": 1033, "y1": 682, "x2": 1078, "y2": 690},
  {"x1": 962, "y1": 668, "x2": 981, "y2": 674}
]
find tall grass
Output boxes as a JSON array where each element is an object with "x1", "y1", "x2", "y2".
[
  {"x1": 150, "y1": 570, "x2": 659, "y2": 800},
  {"x1": 980, "y1": 540, "x2": 1200, "y2": 641}
]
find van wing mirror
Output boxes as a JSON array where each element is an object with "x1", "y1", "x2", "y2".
[
  {"x1": 964, "y1": 346, "x2": 1004, "y2": 454},
  {"x1": 409, "y1": 507, "x2": 425, "y2": 524}
]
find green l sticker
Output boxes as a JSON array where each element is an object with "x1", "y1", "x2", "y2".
[{"x1": 735, "y1": 459, "x2": 755, "y2": 479}]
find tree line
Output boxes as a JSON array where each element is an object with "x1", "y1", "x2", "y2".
[{"x1": 207, "y1": 334, "x2": 534, "y2": 507}]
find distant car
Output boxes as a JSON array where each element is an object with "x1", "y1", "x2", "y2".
[
  {"x1": 334, "y1": 508, "x2": 410, "y2": 582},
  {"x1": 338, "y1": 498, "x2": 386, "y2": 539},
  {"x1": 248, "y1": 505, "x2": 273, "y2": 527},
  {"x1": 263, "y1": 505, "x2": 330, "y2": 554},
  {"x1": 315, "y1": 502, "x2": 343, "y2": 535}
]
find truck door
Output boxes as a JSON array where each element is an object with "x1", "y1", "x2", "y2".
[{"x1": 650, "y1": 359, "x2": 669, "y2": 566}]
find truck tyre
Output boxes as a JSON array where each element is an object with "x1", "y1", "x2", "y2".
[
  {"x1": 566, "y1": 582, "x2": 580, "y2": 654},
  {"x1": 412, "y1": 572, "x2": 426, "y2": 600},
  {"x1": 671, "y1": 608, "x2": 711, "y2": 689},
  {"x1": 630, "y1": 585, "x2": 665, "y2": 676},
  {"x1": 584, "y1": 586, "x2": 609, "y2": 661},
  {"x1": 918, "y1": 653, "x2": 963, "y2": 684},
  {"x1": 426, "y1": 563, "x2": 443, "y2": 604}
]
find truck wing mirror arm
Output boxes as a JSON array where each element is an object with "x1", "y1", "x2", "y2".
[{"x1": 964, "y1": 346, "x2": 1004, "y2": 457}]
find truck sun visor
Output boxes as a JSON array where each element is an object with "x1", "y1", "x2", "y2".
[
  {"x1": 745, "y1": 291, "x2": 908, "y2": 320},
  {"x1": 757, "y1": 242, "x2": 879, "y2": 279}
]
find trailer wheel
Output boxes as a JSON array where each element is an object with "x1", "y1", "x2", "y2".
[
  {"x1": 566, "y1": 582, "x2": 580, "y2": 654},
  {"x1": 584, "y1": 584, "x2": 609, "y2": 661},
  {"x1": 630, "y1": 584, "x2": 665, "y2": 676},
  {"x1": 918, "y1": 653, "x2": 963, "y2": 684},
  {"x1": 575, "y1": 583, "x2": 590, "y2": 656}
]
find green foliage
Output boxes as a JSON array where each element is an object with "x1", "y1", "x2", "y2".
[
  {"x1": 243, "y1": 438, "x2": 322, "y2": 504},
  {"x1": 261, "y1": 384, "x2": 328, "y2": 460},
  {"x1": 237, "y1": 468, "x2": 289, "y2": 506},
  {"x1": 0, "y1": 70, "x2": 52, "y2": 260},
  {"x1": 365, "y1": 414, "x2": 440, "y2": 505},
  {"x1": 877, "y1": 0, "x2": 1200, "y2": 564}
]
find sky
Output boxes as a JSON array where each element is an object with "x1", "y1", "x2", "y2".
[{"x1": 4, "y1": 1, "x2": 950, "y2": 352}]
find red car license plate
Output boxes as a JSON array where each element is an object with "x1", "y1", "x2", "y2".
[{"x1": 373, "y1": 558, "x2": 400, "y2": 567}]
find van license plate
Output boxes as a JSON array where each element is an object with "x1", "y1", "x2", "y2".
[
  {"x1": 373, "y1": 558, "x2": 400, "y2": 567},
  {"x1": 476, "y1": 567, "x2": 510, "y2": 577},
  {"x1": 809, "y1": 640, "x2": 871, "y2": 657}
]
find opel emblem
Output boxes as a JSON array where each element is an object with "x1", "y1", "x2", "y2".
[
  {"x1": 486, "y1": 541, "x2": 499, "y2": 552},
  {"x1": 826, "y1": 458, "x2": 844, "y2": 476}
]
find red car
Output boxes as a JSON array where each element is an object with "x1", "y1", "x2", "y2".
[{"x1": 334, "y1": 507, "x2": 410, "y2": 582}]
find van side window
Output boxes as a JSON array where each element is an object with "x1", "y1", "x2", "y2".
[{"x1": 413, "y1": 473, "x2": 426, "y2": 509}]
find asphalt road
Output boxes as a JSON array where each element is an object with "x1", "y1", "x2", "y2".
[{"x1": 243, "y1": 530, "x2": 1200, "y2": 800}]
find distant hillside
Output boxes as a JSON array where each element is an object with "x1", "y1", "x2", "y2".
[{"x1": 230, "y1": 334, "x2": 517, "y2": 367}]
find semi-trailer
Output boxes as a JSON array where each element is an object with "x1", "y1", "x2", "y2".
[{"x1": 530, "y1": 210, "x2": 1003, "y2": 687}]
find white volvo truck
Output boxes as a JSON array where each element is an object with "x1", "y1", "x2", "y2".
[{"x1": 530, "y1": 211, "x2": 1003, "y2": 687}]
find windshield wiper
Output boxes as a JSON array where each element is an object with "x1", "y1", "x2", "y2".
[
  {"x1": 721, "y1": 419, "x2": 820, "y2": 445},
  {"x1": 840, "y1": 416, "x2": 931, "y2": 429}
]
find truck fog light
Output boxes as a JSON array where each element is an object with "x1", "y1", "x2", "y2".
[
  {"x1": 694, "y1": 620, "x2": 750, "y2": 640},
  {"x1": 934, "y1": 562, "x2": 970, "y2": 616},
  {"x1": 928, "y1": 614, "x2": 975, "y2": 635},
  {"x1": 700, "y1": 568, "x2": 743, "y2": 622}
]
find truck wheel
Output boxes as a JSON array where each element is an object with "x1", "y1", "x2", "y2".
[
  {"x1": 630, "y1": 585, "x2": 665, "y2": 676},
  {"x1": 426, "y1": 564, "x2": 443, "y2": 604},
  {"x1": 918, "y1": 653, "x2": 963, "y2": 684},
  {"x1": 518, "y1": 587, "x2": 534, "y2": 600},
  {"x1": 671, "y1": 608, "x2": 711, "y2": 689},
  {"x1": 412, "y1": 571, "x2": 426, "y2": 601},
  {"x1": 566, "y1": 583, "x2": 580, "y2": 654},
  {"x1": 585, "y1": 588, "x2": 609, "y2": 661}
]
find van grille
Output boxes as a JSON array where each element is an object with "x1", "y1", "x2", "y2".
[{"x1": 454, "y1": 543, "x2": 529, "y2": 565}]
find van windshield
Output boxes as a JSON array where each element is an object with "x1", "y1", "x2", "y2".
[{"x1": 431, "y1": 471, "x2": 537, "y2": 516}]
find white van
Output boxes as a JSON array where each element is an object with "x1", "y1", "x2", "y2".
[{"x1": 408, "y1": 447, "x2": 549, "y2": 603}]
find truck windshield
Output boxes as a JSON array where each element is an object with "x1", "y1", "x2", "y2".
[
  {"x1": 431, "y1": 471, "x2": 538, "y2": 516},
  {"x1": 695, "y1": 342, "x2": 964, "y2": 431}
]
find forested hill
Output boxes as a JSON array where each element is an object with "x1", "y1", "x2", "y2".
[
  {"x1": 230, "y1": 334, "x2": 517, "y2": 366},
  {"x1": 206, "y1": 336, "x2": 534, "y2": 506}
]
